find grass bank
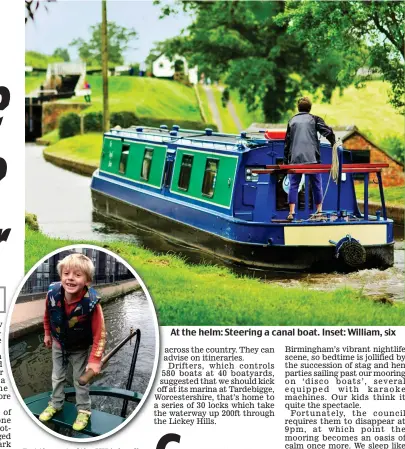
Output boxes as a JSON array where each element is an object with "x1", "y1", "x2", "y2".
[
  {"x1": 355, "y1": 184, "x2": 405, "y2": 207},
  {"x1": 63, "y1": 75, "x2": 202, "y2": 121},
  {"x1": 25, "y1": 225, "x2": 404, "y2": 326},
  {"x1": 43, "y1": 133, "x2": 102, "y2": 169}
]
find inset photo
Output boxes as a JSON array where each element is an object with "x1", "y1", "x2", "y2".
[{"x1": 6, "y1": 245, "x2": 159, "y2": 441}]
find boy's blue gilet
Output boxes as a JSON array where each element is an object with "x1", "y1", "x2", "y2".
[{"x1": 47, "y1": 282, "x2": 100, "y2": 355}]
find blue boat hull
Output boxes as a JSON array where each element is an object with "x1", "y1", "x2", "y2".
[{"x1": 91, "y1": 173, "x2": 394, "y2": 271}]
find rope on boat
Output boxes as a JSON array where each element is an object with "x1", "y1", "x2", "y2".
[
  {"x1": 319, "y1": 138, "x2": 342, "y2": 206},
  {"x1": 331, "y1": 140, "x2": 341, "y2": 183}
]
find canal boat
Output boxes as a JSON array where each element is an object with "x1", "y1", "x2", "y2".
[
  {"x1": 24, "y1": 329, "x2": 143, "y2": 438},
  {"x1": 90, "y1": 125, "x2": 394, "y2": 271}
]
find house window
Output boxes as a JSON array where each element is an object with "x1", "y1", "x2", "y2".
[
  {"x1": 350, "y1": 150, "x2": 370, "y2": 180},
  {"x1": 178, "y1": 155, "x2": 193, "y2": 191},
  {"x1": 119, "y1": 144, "x2": 130, "y2": 174},
  {"x1": 141, "y1": 148, "x2": 153, "y2": 180},
  {"x1": 202, "y1": 158, "x2": 219, "y2": 198}
]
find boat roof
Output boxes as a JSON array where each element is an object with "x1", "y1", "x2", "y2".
[{"x1": 106, "y1": 125, "x2": 272, "y2": 151}]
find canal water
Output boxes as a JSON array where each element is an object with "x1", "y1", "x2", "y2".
[
  {"x1": 9, "y1": 290, "x2": 157, "y2": 419},
  {"x1": 26, "y1": 144, "x2": 404, "y2": 301}
]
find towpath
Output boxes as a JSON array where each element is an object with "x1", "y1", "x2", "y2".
[
  {"x1": 227, "y1": 98, "x2": 243, "y2": 132},
  {"x1": 10, "y1": 279, "x2": 140, "y2": 340},
  {"x1": 204, "y1": 85, "x2": 224, "y2": 132}
]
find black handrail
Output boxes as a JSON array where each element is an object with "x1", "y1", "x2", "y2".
[
  {"x1": 78, "y1": 328, "x2": 140, "y2": 386},
  {"x1": 121, "y1": 329, "x2": 141, "y2": 418}
]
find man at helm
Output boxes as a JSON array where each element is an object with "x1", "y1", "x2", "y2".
[{"x1": 284, "y1": 97, "x2": 336, "y2": 220}]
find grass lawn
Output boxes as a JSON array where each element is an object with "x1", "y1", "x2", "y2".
[
  {"x1": 311, "y1": 81, "x2": 403, "y2": 144},
  {"x1": 43, "y1": 133, "x2": 102, "y2": 167},
  {"x1": 63, "y1": 76, "x2": 202, "y2": 121},
  {"x1": 25, "y1": 74, "x2": 45, "y2": 94},
  {"x1": 227, "y1": 81, "x2": 403, "y2": 147},
  {"x1": 355, "y1": 184, "x2": 405, "y2": 207},
  {"x1": 230, "y1": 88, "x2": 265, "y2": 130},
  {"x1": 39, "y1": 129, "x2": 60, "y2": 145},
  {"x1": 25, "y1": 51, "x2": 63, "y2": 69},
  {"x1": 197, "y1": 85, "x2": 214, "y2": 124},
  {"x1": 25, "y1": 224, "x2": 404, "y2": 326}
]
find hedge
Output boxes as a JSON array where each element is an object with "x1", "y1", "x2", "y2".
[
  {"x1": 59, "y1": 112, "x2": 80, "y2": 138},
  {"x1": 57, "y1": 110, "x2": 218, "y2": 139}
]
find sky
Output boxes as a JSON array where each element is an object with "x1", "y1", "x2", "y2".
[{"x1": 25, "y1": 0, "x2": 193, "y2": 64}]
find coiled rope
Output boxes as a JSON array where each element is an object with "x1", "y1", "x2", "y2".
[
  {"x1": 320, "y1": 139, "x2": 342, "y2": 205},
  {"x1": 331, "y1": 139, "x2": 341, "y2": 183}
]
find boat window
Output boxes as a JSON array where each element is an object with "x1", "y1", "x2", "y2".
[
  {"x1": 141, "y1": 148, "x2": 153, "y2": 181},
  {"x1": 119, "y1": 144, "x2": 130, "y2": 174},
  {"x1": 202, "y1": 158, "x2": 219, "y2": 198},
  {"x1": 178, "y1": 155, "x2": 194, "y2": 191}
]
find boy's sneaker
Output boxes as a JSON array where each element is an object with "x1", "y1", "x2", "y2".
[
  {"x1": 73, "y1": 410, "x2": 91, "y2": 431},
  {"x1": 39, "y1": 404, "x2": 61, "y2": 422}
]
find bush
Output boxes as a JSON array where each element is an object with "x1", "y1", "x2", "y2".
[
  {"x1": 25, "y1": 213, "x2": 39, "y2": 231},
  {"x1": 381, "y1": 136, "x2": 405, "y2": 164},
  {"x1": 84, "y1": 112, "x2": 103, "y2": 132},
  {"x1": 111, "y1": 111, "x2": 138, "y2": 128},
  {"x1": 59, "y1": 112, "x2": 80, "y2": 138}
]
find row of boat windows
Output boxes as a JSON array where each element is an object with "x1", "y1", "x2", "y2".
[{"x1": 118, "y1": 145, "x2": 218, "y2": 198}]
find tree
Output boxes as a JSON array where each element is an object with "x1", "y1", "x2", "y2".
[
  {"x1": 25, "y1": 0, "x2": 55, "y2": 24},
  {"x1": 276, "y1": 1, "x2": 405, "y2": 113},
  {"x1": 52, "y1": 47, "x2": 70, "y2": 62},
  {"x1": 70, "y1": 21, "x2": 137, "y2": 66},
  {"x1": 157, "y1": 1, "x2": 349, "y2": 122}
]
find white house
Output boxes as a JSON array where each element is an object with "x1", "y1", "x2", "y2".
[{"x1": 152, "y1": 54, "x2": 198, "y2": 84}]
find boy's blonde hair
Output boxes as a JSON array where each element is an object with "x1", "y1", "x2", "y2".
[{"x1": 57, "y1": 253, "x2": 95, "y2": 282}]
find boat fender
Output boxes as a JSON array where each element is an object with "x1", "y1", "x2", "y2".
[{"x1": 332, "y1": 235, "x2": 366, "y2": 268}]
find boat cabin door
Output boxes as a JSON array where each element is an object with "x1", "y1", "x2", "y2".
[{"x1": 162, "y1": 149, "x2": 175, "y2": 194}]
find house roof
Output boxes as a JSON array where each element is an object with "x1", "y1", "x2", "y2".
[{"x1": 248, "y1": 123, "x2": 403, "y2": 167}]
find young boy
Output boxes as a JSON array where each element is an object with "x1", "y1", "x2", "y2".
[{"x1": 39, "y1": 253, "x2": 106, "y2": 431}]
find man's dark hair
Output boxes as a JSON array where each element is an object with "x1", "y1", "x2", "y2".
[{"x1": 297, "y1": 97, "x2": 312, "y2": 112}]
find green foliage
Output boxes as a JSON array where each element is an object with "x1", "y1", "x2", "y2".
[
  {"x1": 25, "y1": 225, "x2": 405, "y2": 325},
  {"x1": 83, "y1": 112, "x2": 103, "y2": 132},
  {"x1": 25, "y1": 51, "x2": 63, "y2": 69},
  {"x1": 25, "y1": 0, "x2": 53, "y2": 23},
  {"x1": 381, "y1": 136, "x2": 405, "y2": 164},
  {"x1": 25, "y1": 213, "x2": 39, "y2": 232},
  {"x1": 157, "y1": 2, "x2": 349, "y2": 122},
  {"x1": 59, "y1": 113, "x2": 80, "y2": 139},
  {"x1": 25, "y1": 73, "x2": 44, "y2": 94},
  {"x1": 70, "y1": 21, "x2": 138, "y2": 66},
  {"x1": 52, "y1": 47, "x2": 70, "y2": 62},
  {"x1": 277, "y1": 1, "x2": 405, "y2": 114},
  {"x1": 110, "y1": 111, "x2": 138, "y2": 128}
]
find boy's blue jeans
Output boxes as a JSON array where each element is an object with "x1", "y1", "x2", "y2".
[{"x1": 50, "y1": 342, "x2": 91, "y2": 412}]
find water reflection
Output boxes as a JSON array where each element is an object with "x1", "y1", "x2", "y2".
[{"x1": 9, "y1": 291, "x2": 157, "y2": 418}]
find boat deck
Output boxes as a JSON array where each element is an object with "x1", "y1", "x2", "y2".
[{"x1": 25, "y1": 387, "x2": 143, "y2": 437}]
